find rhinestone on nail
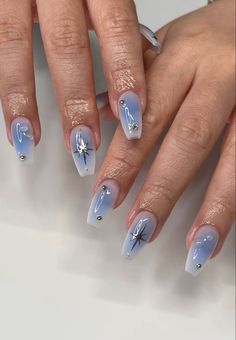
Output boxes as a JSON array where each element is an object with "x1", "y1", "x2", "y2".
[
  {"x1": 97, "y1": 216, "x2": 103, "y2": 221},
  {"x1": 196, "y1": 263, "x2": 202, "y2": 270}
]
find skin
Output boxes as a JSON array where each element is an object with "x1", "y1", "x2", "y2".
[
  {"x1": 0, "y1": 0, "x2": 145, "y2": 150},
  {"x1": 96, "y1": 0, "x2": 235, "y2": 257}
]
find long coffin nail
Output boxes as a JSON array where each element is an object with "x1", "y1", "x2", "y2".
[
  {"x1": 118, "y1": 91, "x2": 142, "y2": 140},
  {"x1": 185, "y1": 225, "x2": 219, "y2": 276},
  {"x1": 70, "y1": 125, "x2": 96, "y2": 177},
  {"x1": 122, "y1": 211, "x2": 157, "y2": 258},
  {"x1": 11, "y1": 117, "x2": 34, "y2": 164},
  {"x1": 96, "y1": 92, "x2": 109, "y2": 110},
  {"x1": 139, "y1": 23, "x2": 161, "y2": 54},
  {"x1": 87, "y1": 179, "x2": 119, "y2": 227}
]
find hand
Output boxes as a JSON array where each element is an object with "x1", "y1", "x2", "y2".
[
  {"x1": 0, "y1": 0, "x2": 146, "y2": 175},
  {"x1": 87, "y1": 0, "x2": 235, "y2": 276}
]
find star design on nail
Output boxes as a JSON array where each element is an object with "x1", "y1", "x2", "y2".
[
  {"x1": 73, "y1": 132, "x2": 93, "y2": 166},
  {"x1": 130, "y1": 224, "x2": 148, "y2": 251}
]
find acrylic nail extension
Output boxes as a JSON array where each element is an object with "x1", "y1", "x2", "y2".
[
  {"x1": 87, "y1": 179, "x2": 119, "y2": 227},
  {"x1": 118, "y1": 91, "x2": 142, "y2": 140},
  {"x1": 70, "y1": 125, "x2": 96, "y2": 177},
  {"x1": 96, "y1": 92, "x2": 109, "y2": 110},
  {"x1": 185, "y1": 225, "x2": 219, "y2": 276},
  {"x1": 139, "y1": 23, "x2": 161, "y2": 54},
  {"x1": 11, "y1": 117, "x2": 34, "y2": 164},
  {"x1": 122, "y1": 211, "x2": 157, "y2": 258}
]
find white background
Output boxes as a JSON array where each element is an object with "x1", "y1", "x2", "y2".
[{"x1": 0, "y1": 1, "x2": 235, "y2": 339}]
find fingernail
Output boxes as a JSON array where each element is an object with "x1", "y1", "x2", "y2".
[
  {"x1": 70, "y1": 125, "x2": 96, "y2": 177},
  {"x1": 96, "y1": 92, "x2": 109, "y2": 110},
  {"x1": 11, "y1": 117, "x2": 35, "y2": 164},
  {"x1": 122, "y1": 211, "x2": 157, "y2": 258},
  {"x1": 87, "y1": 179, "x2": 119, "y2": 227},
  {"x1": 118, "y1": 91, "x2": 142, "y2": 140},
  {"x1": 185, "y1": 225, "x2": 219, "y2": 276},
  {"x1": 139, "y1": 23, "x2": 161, "y2": 54}
]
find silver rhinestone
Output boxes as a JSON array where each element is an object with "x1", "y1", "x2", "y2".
[
  {"x1": 130, "y1": 123, "x2": 139, "y2": 131},
  {"x1": 102, "y1": 185, "x2": 107, "y2": 191},
  {"x1": 120, "y1": 100, "x2": 126, "y2": 107},
  {"x1": 19, "y1": 155, "x2": 26, "y2": 161},
  {"x1": 196, "y1": 263, "x2": 202, "y2": 270},
  {"x1": 97, "y1": 216, "x2": 103, "y2": 221}
]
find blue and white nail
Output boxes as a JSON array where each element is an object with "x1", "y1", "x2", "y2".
[
  {"x1": 11, "y1": 117, "x2": 34, "y2": 164},
  {"x1": 139, "y1": 23, "x2": 161, "y2": 54},
  {"x1": 122, "y1": 211, "x2": 157, "y2": 259},
  {"x1": 70, "y1": 125, "x2": 96, "y2": 177},
  {"x1": 118, "y1": 91, "x2": 142, "y2": 140},
  {"x1": 96, "y1": 92, "x2": 109, "y2": 110},
  {"x1": 185, "y1": 225, "x2": 219, "y2": 276},
  {"x1": 87, "y1": 179, "x2": 119, "y2": 227}
]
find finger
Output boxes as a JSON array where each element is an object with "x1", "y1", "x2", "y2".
[
  {"x1": 123, "y1": 62, "x2": 235, "y2": 258},
  {"x1": 87, "y1": 41, "x2": 196, "y2": 227},
  {"x1": 87, "y1": 0, "x2": 145, "y2": 140},
  {"x1": 36, "y1": 0, "x2": 99, "y2": 176},
  {"x1": 185, "y1": 111, "x2": 235, "y2": 276},
  {"x1": 0, "y1": 0, "x2": 40, "y2": 163}
]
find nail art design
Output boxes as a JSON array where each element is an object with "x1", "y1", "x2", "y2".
[
  {"x1": 139, "y1": 23, "x2": 161, "y2": 54},
  {"x1": 70, "y1": 125, "x2": 96, "y2": 177},
  {"x1": 11, "y1": 117, "x2": 34, "y2": 164},
  {"x1": 118, "y1": 91, "x2": 142, "y2": 140},
  {"x1": 185, "y1": 225, "x2": 219, "y2": 276},
  {"x1": 122, "y1": 211, "x2": 157, "y2": 258},
  {"x1": 87, "y1": 179, "x2": 119, "y2": 227},
  {"x1": 96, "y1": 92, "x2": 109, "y2": 110}
]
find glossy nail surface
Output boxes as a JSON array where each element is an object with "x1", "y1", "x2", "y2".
[
  {"x1": 11, "y1": 117, "x2": 34, "y2": 164},
  {"x1": 185, "y1": 225, "x2": 219, "y2": 276},
  {"x1": 87, "y1": 180, "x2": 119, "y2": 227},
  {"x1": 139, "y1": 23, "x2": 161, "y2": 54},
  {"x1": 70, "y1": 125, "x2": 96, "y2": 177},
  {"x1": 96, "y1": 92, "x2": 109, "y2": 110},
  {"x1": 118, "y1": 91, "x2": 142, "y2": 140},
  {"x1": 122, "y1": 211, "x2": 157, "y2": 258}
]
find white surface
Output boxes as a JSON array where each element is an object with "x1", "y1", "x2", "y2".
[{"x1": 0, "y1": 1, "x2": 235, "y2": 340}]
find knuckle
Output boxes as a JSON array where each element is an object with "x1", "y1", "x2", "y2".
[
  {"x1": 173, "y1": 115, "x2": 213, "y2": 154},
  {"x1": 46, "y1": 19, "x2": 89, "y2": 54},
  {"x1": 0, "y1": 17, "x2": 29, "y2": 50},
  {"x1": 142, "y1": 177, "x2": 176, "y2": 208},
  {"x1": 103, "y1": 154, "x2": 138, "y2": 179},
  {"x1": 211, "y1": 195, "x2": 235, "y2": 218}
]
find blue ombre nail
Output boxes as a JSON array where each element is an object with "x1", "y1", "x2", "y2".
[
  {"x1": 96, "y1": 92, "x2": 109, "y2": 110},
  {"x1": 139, "y1": 23, "x2": 161, "y2": 54},
  {"x1": 122, "y1": 211, "x2": 157, "y2": 258},
  {"x1": 185, "y1": 225, "x2": 219, "y2": 276},
  {"x1": 70, "y1": 125, "x2": 96, "y2": 177},
  {"x1": 11, "y1": 117, "x2": 34, "y2": 164},
  {"x1": 118, "y1": 91, "x2": 142, "y2": 140},
  {"x1": 87, "y1": 179, "x2": 119, "y2": 227}
]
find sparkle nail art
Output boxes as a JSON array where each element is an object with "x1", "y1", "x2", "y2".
[
  {"x1": 96, "y1": 92, "x2": 109, "y2": 110},
  {"x1": 87, "y1": 180, "x2": 119, "y2": 227},
  {"x1": 70, "y1": 125, "x2": 96, "y2": 177},
  {"x1": 139, "y1": 23, "x2": 161, "y2": 54},
  {"x1": 185, "y1": 225, "x2": 219, "y2": 276},
  {"x1": 122, "y1": 211, "x2": 157, "y2": 258},
  {"x1": 118, "y1": 91, "x2": 142, "y2": 140},
  {"x1": 11, "y1": 117, "x2": 34, "y2": 164}
]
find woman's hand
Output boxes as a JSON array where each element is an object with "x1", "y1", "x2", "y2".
[
  {"x1": 87, "y1": 0, "x2": 235, "y2": 276},
  {"x1": 0, "y1": 0, "x2": 146, "y2": 175}
]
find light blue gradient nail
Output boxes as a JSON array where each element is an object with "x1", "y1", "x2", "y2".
[
  {"x1": 96, "y1": 92, "x2": 109, "y2": 110},
  {"x1": 70, "y1": 125, "x2": 96, "y2": 177},
  {"x1": 139, "y1": 23, "x2": 161, "y2": 54},
  {"x1": 11, "y1": 117, "x2": 34, "y2": 164},
  {"x1": 87, "y1": 180, "x2": 119, "y2": 227},
  {"x1": 122, "y1": 211, "x2": 157, "y2": 258},
  {"x1": 185, "y1": 225, "x2": 219, "y2": 276},
  {"x1": 118, "y1": 91, "x2": 142, "y2": 140}
]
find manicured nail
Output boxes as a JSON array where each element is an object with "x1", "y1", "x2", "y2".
[
  {"x1": 118, "y1": 91, "x2": 142, "y2": 140},
  {"x1": 70, "y1": 125, "x2": 96, "y2": 177},
  {"x1": 96, "y1": 92, "x2": 109, "y2": 110},
  {"x1": 11, "y1": 117, "x2": 34, "y2": 164},
  {"x1": 122, "y1": 211, "x2": 157, "y2": 259},
  {"x1": 139, "y1": 23, "x2": 161, "y2": 54},
  {"x1": 87, "y1": 179, "x2": 119, "y2": 227},
  {"x1": 185, "y1": 225, "x2": 219, "y2": 276}
]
